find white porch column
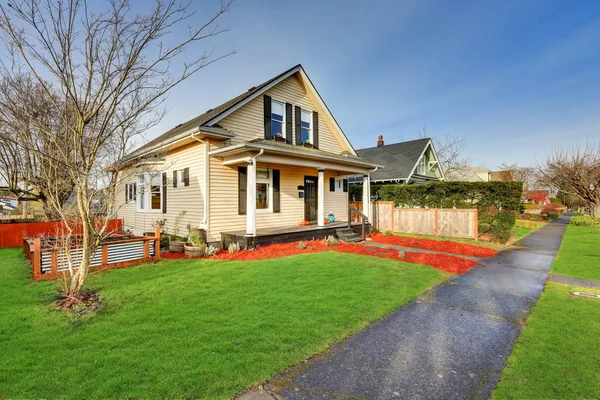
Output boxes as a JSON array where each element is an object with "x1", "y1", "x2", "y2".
[
  {"x1": 317, "y1": 168, "x2": 325, "y2": 228},
  {"x1": 362, "y1": 174, "x2": 371, "y2": 221},
  {"x1": 245, "y1": 160, "x2": 256, "y2": 237}
]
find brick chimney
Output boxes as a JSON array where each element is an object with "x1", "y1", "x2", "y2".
[{"x1": 377, "y1": 135, "x2": 384, "y2": 147}]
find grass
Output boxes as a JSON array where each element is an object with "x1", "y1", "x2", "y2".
[
  {"x1": 0, "y1": 249, "x2": 447, "y2": 399},
  {"x1": 551, "y1": 224, "x2": 600, "y2": 281},
  {"x1": 494, "y1": 283, "x2": 600, "y2": 399},
  {"x1": 513, "y1": 220, "x2": 548, "y2": 242}
]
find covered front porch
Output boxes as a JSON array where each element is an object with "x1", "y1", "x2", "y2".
[{"x1": 209, "y1": 140, "x2": 380, "y2": 247}]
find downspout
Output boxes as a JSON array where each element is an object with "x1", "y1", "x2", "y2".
[{"x1": 191, "y1": 132, "x2": 209, "y2": 231}]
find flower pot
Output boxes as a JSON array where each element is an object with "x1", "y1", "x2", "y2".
[
  {"x1": 169, "y1": 240, "x2": 185, "y2": 253},
  {"x1": 184, "y1": 243, "x2": 206, "y2": 258},
  {"x1": 302, "y1": 142, "x2": 314, "y2": 148},
  {"x1": 327, "y1": 213, "x2": 335, "y2": 223},
  {"x1": 273, "y1": 135, "x2": 286, "y2": 142}
]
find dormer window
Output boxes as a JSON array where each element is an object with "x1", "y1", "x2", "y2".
[
  {"x1": 271, "y1": 99, "x2": 285, "y2": 138},
  {"x1": 301, "y1": 109, "x2": 312, "y2": 143}
]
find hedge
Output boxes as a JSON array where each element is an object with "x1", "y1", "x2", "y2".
[{"x1": 350, "y1": 181, "x2": 523, "y2": 243}]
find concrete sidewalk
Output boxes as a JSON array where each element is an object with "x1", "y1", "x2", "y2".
[{"x1": 261, "y1": 216, "x2": 570, "y2": 399}]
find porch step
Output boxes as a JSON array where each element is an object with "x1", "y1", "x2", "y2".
[{"x1": 335, "y1": 228, "x2": 364, "y2": 243}]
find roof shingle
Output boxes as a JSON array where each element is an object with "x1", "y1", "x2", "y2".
[{"x1": 355, "y1": 138, "x2": 431, "y2": 181}]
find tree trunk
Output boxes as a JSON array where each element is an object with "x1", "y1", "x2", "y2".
[
  {"x1": 68, "y1": 185, "x2": 94, "y2": 298},
  {"x1": 593, "y1": 201, "x2": 600, "y2": 218}
]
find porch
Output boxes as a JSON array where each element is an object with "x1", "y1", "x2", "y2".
[
  {"x1": 209, "y1": 140, "x2": 381, "y2": 244},
  {"x1": 221, "y1": 220, "x2": 370, "y2": 249}
]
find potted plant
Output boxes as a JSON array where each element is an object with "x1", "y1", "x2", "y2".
[
  {"x1": 184, "y1": 228, "x2": 206, "y2": 258},
  {"x1": 273, "y1": 134, "x2": 286, "y2": 143},
  {"x1": 302, "y1": 141, "x2": 314, "y2": 148},
  {"x1": 169, "y1": 211, "x2": 186, "y2": 253},
  {"x1": 327, "y1": 212, "x2": 335, "y2": 223}
]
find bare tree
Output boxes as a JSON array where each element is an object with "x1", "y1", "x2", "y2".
[
  {"x1": 540, "y1": 141, "x2": 600, "y2": 217},
  {"x1": 418, "y1": 126, "x2": 471, "y2": 178},
  {"x1": 499, "y1": 163, "x2": 539, "y2": 190},
  {"x1": 0, "y1": 0, "x2": 234, "y2": 299},
  {"x1": 0, "y1": 73, "x2": 76, "y2": 218}
]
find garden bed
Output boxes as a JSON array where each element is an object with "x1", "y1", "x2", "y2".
[
  {"x1": 162, "y1": 239, "x2": 481, "y2": 274},
  {"x1": 24, "y1": 228, "x2": 161, "y2": 281},
  {"x1": 368, "y1": 233, "x2": 498, "y2": 257}
]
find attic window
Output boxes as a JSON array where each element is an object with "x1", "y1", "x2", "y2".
[
  {"x1": 300, "y1": 109, "x2": 312, "y2": 143},
  {"x1": 271, "y1": 99, "x2": 285, "y2": 138}
]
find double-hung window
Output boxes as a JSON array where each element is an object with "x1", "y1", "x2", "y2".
[
  {"x1": 271, "y1": 100, "x2": 285, "y2": 139},
  {"x1": 301, "y1": 109, "x2": 312, "y2": 143},
  {"x1": 256, "y1": 169, "x2": 272, "y2": 212},
  {"x1": 136, "y1": 173, "x2": 163, "y2": 212}
]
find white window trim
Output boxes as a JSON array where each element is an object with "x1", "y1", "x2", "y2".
[
  {"x1": 334, "y1": 178, "x2": 344, "y2": 192},
  {"x1": 136, "y1": 172, "x2": 163, "y2": 213},
  {"x1": 300, "y1": 109, "x2": 313, "y2": 144},
  {"x1": 256, "y1": 168, "x2": 273, "y2": 214},
  {"x1": 271, "y1": 99, "x2": 287, "y2": 140}
]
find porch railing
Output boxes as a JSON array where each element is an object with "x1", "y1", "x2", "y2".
[{"x1": 348, "y1": 204, "x2": 368, "y2": 238}]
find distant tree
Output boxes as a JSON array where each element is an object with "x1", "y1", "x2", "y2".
[
  {"x1": 499, "y1": 163, "x2": 539, "y2": 190},
  {"x1": 0, "y1": 0, "x2": 234, "y2": 299},
  {"x1": 540, "y1": 141, "x2": 600, "y2": 217},
  {"x1": 418, "y1": 126, "x2": 471, "y2": 178}
]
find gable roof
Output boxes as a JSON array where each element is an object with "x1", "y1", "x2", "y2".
[
  {"x1": 355, "y1": 138, "x2": 432, "y2": 182},
  {"x1": 121, "y1": 64, "x2": 356, "y2": 162}
]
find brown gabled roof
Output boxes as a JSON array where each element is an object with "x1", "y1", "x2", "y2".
[{"x1": 124, "y1": 64, "x2": 302, "y2": 160}]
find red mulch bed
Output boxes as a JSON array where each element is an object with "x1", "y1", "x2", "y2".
[
  {"x1": 368, "y1": 233, "x2": 498, "y2": 258},
  {"x1": 160, "y1": 240, "x2": 480, "y2": 274}
]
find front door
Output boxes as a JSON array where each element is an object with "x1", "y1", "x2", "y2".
[{"x1": 304, "y1": 176, "x2": 318, "y2": 223}]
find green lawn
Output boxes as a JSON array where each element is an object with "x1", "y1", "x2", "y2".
[
  {"x1": 494, "y1": 283, "x2": 600, "y2": 399},
  {"x1": 552, "y1": 225, "x2": 600, "y2": 281},
  {"x1": 0, "y1": 248, "x2": 447, "y2": 399},
  {"x1": 513, "y1": 220, "x2": 547, "y2": 242}
]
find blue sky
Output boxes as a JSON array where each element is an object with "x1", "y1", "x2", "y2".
[{"x1": 143, "y1": 0, "x2": 600, "y2": 169}]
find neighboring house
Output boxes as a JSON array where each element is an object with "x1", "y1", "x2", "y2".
[
  {"x1": 446, "y1": 166, "x2": 491, "y2": 182},
  {"x1": 523, "y1": 189, "x2": 551, "y2": 205},
  {"x1": 349, "y1": 136, "x2": 444, "y2": 185},
  {"x1": 114, "y1": 64, "x2": 380, "y2": 247},
  {"x1": 0, "y1": 196, "x2": 18, "y2": 215},
  {"x1": 490, "y1": 170, "x2": 515, "y2": 182}
]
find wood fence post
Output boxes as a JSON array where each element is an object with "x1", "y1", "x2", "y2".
[
  {"x1": 144, "y1": 240, "x2": 150, "y2": 261},
  {"x1": 154, "y1": 227, "x2": 161, "y2": 259},
  {"x1": 33, "y1": 237, "x2": 41, "y2": 280},
  {"x1": 102, "y1": 244, "x2": 108, "y2": 266},
  {"x1": 474, "y1": 209, "x2": 478, "y2": 241},
  {"x1": 434, "y1": 209, "x2": 439, "y2": 236}
]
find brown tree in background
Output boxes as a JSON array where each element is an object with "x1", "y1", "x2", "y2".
[
  {"x1": 0, "y1": 0, "x2": 234, "y2": 299},
  {"x1": 540, "y1": 141, "x2": 600, "y2": 217}
]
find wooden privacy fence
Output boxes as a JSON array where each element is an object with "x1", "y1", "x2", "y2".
[
  {"x1": 24, "y1": 227, "x2": 161, "y2": 281},
  {"x1": 350, "y1": 201, "x2": 478, "y2": 240},
  {"x1": 0, "y1": 219, "x2": 122, "y2": 248}
]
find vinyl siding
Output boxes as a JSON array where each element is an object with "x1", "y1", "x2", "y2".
[
  {"x1": 218, "y1": 74, "x2": 346, "y2": 154},
  {"x1": 207, "y1": 147, "x2": 348, "y2": 243},
  {"x1": 115, "y1": 142, "x2": 205, "y2": 236}
]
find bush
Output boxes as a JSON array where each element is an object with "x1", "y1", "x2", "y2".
[
  {"x1": 515, "y1": 219, "x2": 541, "y2": 229},
  {"x1": 545, "y1": 213, "x2": 559, "y2": 221},
  {"x1": 322, "y1": 235, "x2": 339, "y2": 246},
  {"x1": 227, "y1": 242, "x2": 241, "y2": 254},
  {"x1": 570, "y1": 215, "x2": 600, "y2": 226},
  {"x1": 522, "y1": 203, "x2": 539, "y2": 210},
  {"x1": 204, "y1": 245, "x2": 219, "y2": 257},
  {"x1": 297, "y1": 241, "x2": 306, "y2": 249},
  {"x1": 490, "y1": 211, "x2": 517, "y2": 243}
]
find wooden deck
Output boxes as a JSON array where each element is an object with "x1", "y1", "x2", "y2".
[{"x1": 221, "y1": 221, "x2": 369, "y2": 249}]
